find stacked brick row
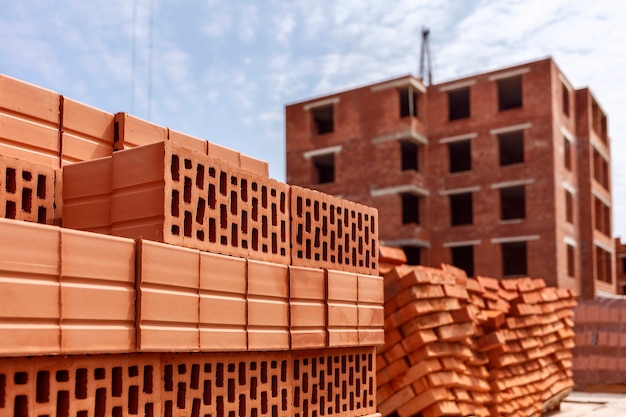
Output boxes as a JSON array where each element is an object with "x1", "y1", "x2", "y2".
[
  {"x1": 376, "y1": 247, "x2": 576, "y2": 417},
  {"x1": 572, "y1": 297, "x2": 626, "y2": 388},
  {"x1": 0, "y1": 72, "x2": 384, "y2": 417}
]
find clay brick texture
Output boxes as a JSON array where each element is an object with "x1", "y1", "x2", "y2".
[
  {"x1": 285, "y1": 57, "x2": 616, "y2": 298},
  {"x1": 377, "y1": 250, "x2": 576, "y2": 417},
  {"x1": 0, "y1": 347, "x2": 376, "y2": 417}
]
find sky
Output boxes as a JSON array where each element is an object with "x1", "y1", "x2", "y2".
[{"x1": 1, "y1": 0, "x2": 625, "y2": 238}]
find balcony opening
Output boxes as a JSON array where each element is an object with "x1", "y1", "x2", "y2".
[
  {"x1": 502, "y1": 241, "x2": 527, "y2": 276},
  {"x1": 401, "y1": 193, "x2": 419, "y2": 224},
  {"x1": 451, "y1": 245, "x2": 474, "y2": 277},
  {"x1": 497, "y1": 76, "x2": 522, "y2": 111},
  {"x1": 622, "y1": 257, "x2": 626, "y2": 274},
  {"x1": 399, "y1": 87, "x2": 418, "y2": 118},
  {"x1": 448, "y1": 141, "x2": 471, "y2": 173},
  {"x1": 312, "y1": 105, "x2": 334, "y2": 135},
  {"x1": 312, "y1": 154, "x2": 334, "y2": 184},
  {"x1": 596, "y1": 246, "x2": 612, "y2": 283},
  {"x1": 564, "y1": 137, "x2": 572, "y2": 171},
  {"x1": 565, "y1": 190, "x2": 573, "y2": 224},
  {"x1": 448, "y1": 88, "x2": 470, "y2": 120},
  {"x1": 593, "y1": 149, "x2": 610, "y2": 190},
  {"x1": 500, "y1": 185, "x2": 525, "y2": 220},
  {"x1": 400, "y1": 140, "x2": 419, "y2": 171},
  {"x1": 498, "y1": 130, "x2": 524, "y2": 166},
  {"x1": 562, "y1": 82, "x2": 570, "y2": 117},
  {"x1": 402, "y1": 246, "x2": 421, "y2": 266},
  {"x1": 450, "y1": 192, "x2": 473, "y2": 226},
  {"x1": 594, "y1": 197, "x2": 610, "y2": 236},
  {"x1": 567, "y1": 244, "x2": 575, "y2": 278}
]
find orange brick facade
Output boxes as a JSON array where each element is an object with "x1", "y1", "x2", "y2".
[{"x1": 286, "y1": 58, "x2": 616, "y2": 298}]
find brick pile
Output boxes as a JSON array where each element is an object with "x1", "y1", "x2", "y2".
[
  {"x1": 377, "y1": 247, "x2": 576, "y2": 417},
  {"x1": 0, "y1": 73, "x2": 384, "y2": 417}
]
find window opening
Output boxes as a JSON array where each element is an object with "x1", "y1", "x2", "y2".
[
  {"x1": 400, "y1": 140, "x2": 418, "y2": 171},
  {"x1": 401, "y1": 193, "x2": 419, "y2": 224},
  {"x1": 312, "y1": 105, "x2": 334, "y2": 135},
  {"x1": 502, "y1": 241, "x2": 527, "y2": 276},
  {"x1": 399, "y1": 88, "x2": 418, "y2": 118},
  {"x1": 498, "y1": 131, "x2": 524, "y2": 166},
  {"x1": 450, "y1": 192, "x2": 473, "y2": 226},
  {"x1": 402, "y1": 246, "x2": 421, "y2": 265},
  {"x1": 566, "y1": 244, "x2": 575, "y2": 277},
  {"x1": 312, "y1": 154, "x2": 335, "y2": 184},
  {"x1": 448, "y1": 88, "x2": 470, "y2": 120},
  {"x1": 451, "y1": 245, "x2": 474, "y2": 277},
  {"x1": 500, "y1": 185, "x2": 525, "y2": 220},
  {"x1": 562, "y1": 82, "x2": 570, "y2": 117},
  {"x1": 596, "y1": 246, "x2": 612, "y2": 283},
  {"x1": 449, "y1": 141, "x2": 471, "y2": 173},
  {"x1": 497, "y1": 76, "x2": 522, "y2": 110},
  {"x1": 565, "y1": 190, "x2": 573, "y2": 224}
]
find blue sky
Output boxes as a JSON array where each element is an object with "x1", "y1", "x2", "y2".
[{"x1": 1, "y1": 0, "x2": 625, "y2": 238}]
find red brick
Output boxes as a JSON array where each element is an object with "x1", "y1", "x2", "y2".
[{"x1": 114, "y1": 112, "x2": 167, "y2": 150}]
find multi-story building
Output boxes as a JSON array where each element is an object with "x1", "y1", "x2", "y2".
[
  {"x1": 617, "y1": 238, "x2": 626, "y2": 294},
  {"x1": 285, "y1": 57, "x2": 616, "y2": 298}
]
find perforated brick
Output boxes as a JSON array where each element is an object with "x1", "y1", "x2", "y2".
[
  {"x1": 0, "y1": 348, "x2": 376, "y2": 417},
  {"x1": 291, "y1": 185, "x2": 378, "y2": 275},
  {"x1": 0, "y1": 155, "x2": 57, "y2": 224}
]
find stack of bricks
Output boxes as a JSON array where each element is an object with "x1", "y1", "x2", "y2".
[
  {"x1": 377, "y1": 247, "x2": 576, "y2": 417},
  {"x1": 572, "y1": 297, "x2": 626, "y2": 389},
  {"x1": 0, "y1": 73, "x2": 384, "y2": 417}
]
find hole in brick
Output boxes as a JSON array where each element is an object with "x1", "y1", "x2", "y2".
[
  {"x1": 208, "y1": 184, "x2": 216, "y2": 209},
  {"x1": 129, "y1": 385, "x2": 139, "y2": 414},
  {"x1": 261, "y1": 392, "x2": 268, "y2": 415},
  {"x1": 220, "y1": 172, "x2": 227, "y2": 196},
  {"x1": 5, "y1": 201, "x2": 16, "y2": 219},
  {"x1": 191, "y1": 364, "x2": 200, "y2": 390},
  {"x1": 296, "y1": 224, "x2": 303, "y2": 245},
  {"x1": 239, "y1": 394, "x2": 246, "y2": 417},
  {"x1": 230, "y1": 175, "x2": 237, "y2": 186},
  {"x1": 351, "y1": 223, "x2": 356, "y2": 241},
  {"x1": 145, "y1": 403, "x2": 154, "y2": 417},
  {"x1": 238, "y1": 362, "x2": 246, "y2": 386},
  {"x1": 272, "y1": 233, "x2": 277, "y2": 254},
  {"x1": 15, "y1": 394, "x2": 28, "y2": 417},
  {"x1": 184, "y1": 159, "x2": 192, "y2": 169},
  {"x1": 56, "y1": 370, "x2": 69, "y2": 382},
  {"x1": 296, "y1": 197, "x2": 303, "y2": 217},
  {"x1": 280, "y1": 192, "x2": 286, "y2": 214},
  {"x1": 184, "y1": 211, "x2": 192, "y2": 237},
  {"x1": 303, "y1": 373, "x2": 309, "y2": 394},
  {"x1": 304, "y1": 400, "x2": 309, "y2": 417},
  {"x1": 112, "y1": 367, "x2": 122, "y2": 397},
  {"x1": 171, "y1": 155, "x2": 180, "y2": 181},
  {"x1": 95, "y1": 388, "x2": 106, "y2": 417},
  {"x1": 216, "y1": 363, "x2": 224, "y2": 388},
  {"x1": 241, "y1": 210, "x2": 248, "y2": 233},
  {"x1": 217, "y1": 397, "x2": 224, "y2": 417},
  {"x1": 306, "y1": 198, "x2": 312, "y2": 207},
  {"x1": 241, "y1": 179, "x2": 248, "y2": 202},
  {"x1": 196, "y1": 198, "x2": 206, "y2": 224},
  {"x1": 252, "y1": 229, "x2": 258, "y2": 251},
  {"x1": 164, "y1": 401, "x2": 172, "y2": 417},
  {"x1": 281, "y1": 220, "x2": 286, "y2": 242},
  {"x1": 282, "y1": 389, "x2": 288, "y2": 411},
  {"x1": 22, "y1": 188, "x2": 32, "y2": 213},
  {"x1": 36, "y1": 175, "x2": 46, "y2": 199},
  {"x1": 314, "y1": 228, "x2": 320, "y2": 249},
  {"x1": 230, "y1": 191, "x2": 237, "y2": 214},
  {"x1": 94, "y1": 368, "x2": 105, "y2": 380},
  {"x1": 203, "y1": 380, "x2": 212, "y2": 405},
  {"x1": 177, "y1": 382, "x2": 186, "y2": 409},
  {"x1": 250, "y1": 377, "x2": 257, "y2": 400},
  {"x1": 251, "y1": 198, "x2": 258, "y2": 221},
  {"x1": 306, "y1": 239, "x2": 311, "y2": 259},
  {"x1": 37, "y1": 207, "x2": 46, "y2": 223},
  {"x1": 306, "y1": 212, "x2": 311, "y2": 233},
  {"x1": 21, "y1": 170, "x2": 31, "y2": 181},
  {"x1": 262, "y1": 216, "x2": 268, "y2": 239},
  {"x1": 261, "y1": 186, "x2": 268, "y2": 208},
  {"x1": 272, "y1": 404, "x2": 278, "y2": 417},
  {"x1": 184, "y1": 177, "x2": 192, "y2": 203},
  {"x1": 35, "y1": 371, "x2": 49, "y2": 403},
  {"x1": 371, "y1": 216, "x2": 376, "y2": 234},
  {"x1": 144, "y1": 366, "x2": 153, "y2": 394},
  {"x1": 165, "y1": 365, "x2": 174, "y2": 391},
  {"x1": 261, "y1": 362, "x2": 268, "y2": 384},
  {"x1": 228, "y1": 363, "x2": 235, "y2": 373},
  {"x1": 192, "y1": 398, "x2": 200, "y2": 417},
  {"x1": 208, "y1": 166, "x2": 216, "y2": 178},
  {"x1": 76, "y1": 368, "x2": 88, "y2": 399},
  {"x1": 171, "y1": 225, "x2": 180, "y2": 235},
  {"x1": 220, "y1": 204, "x2": 227, "y2": 229},
  {"x1": 14, "y1": 372, "x2": 27, "y2": 385},
  {"x1": 228, "y1": 378, "x2": 235, "y2": 402},
  {"x1": 6, "y1": 168, "x2": 16, "y2": 193},
  {"x1": 57, "y1": 391, "x2": 69, "y2": 417},
  {"x1": 209, "y1": 218, "x2": 216, "y2": 242},
  {"x1": 195, "y1": 164, "x2": 204, "y2": 189},
  {"x1": 171, "y1": 190, "x2": 180, "y2": 216},
  {"x1": 271, "y1": 375, "x2": 278, "y2": 397},
  {"x1": 272, "y1": 203, "x2": 277, "y2": 226}
]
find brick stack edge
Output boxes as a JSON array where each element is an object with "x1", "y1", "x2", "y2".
[
  {"x1": 377, "y1": 247, "x2": 577, "y2": 417},
  {"x1": 0, "y1": 73, "x2": 382, "y2": 417},
  {"x1": 572, "y1": 297, "x2": 626, "y2": 388}
]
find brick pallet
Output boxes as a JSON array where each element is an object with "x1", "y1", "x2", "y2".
[
  {"x1": 0, "y1": 73, "x2": 384, "y2": 417},
  {"x1": 377, "y1": 247, "x2": 576, "y2": 417}
]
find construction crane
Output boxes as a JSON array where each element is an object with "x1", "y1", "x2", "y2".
[{"x1": 419, "y1": 28, "x2": 432, "y2": 85}]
